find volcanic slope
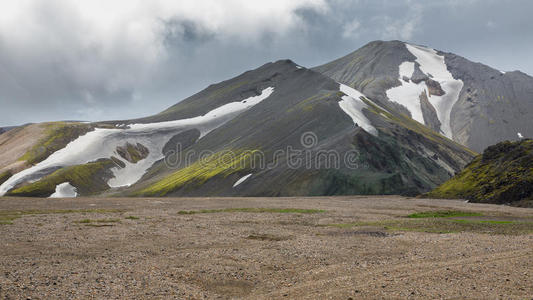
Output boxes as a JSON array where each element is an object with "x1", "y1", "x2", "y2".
[
  {"x1": 0, "y1": 60, "x2": 474, "y2": 197},
  {"x1": 314, "y1": 40, "x2": 533, "y2": 152}
]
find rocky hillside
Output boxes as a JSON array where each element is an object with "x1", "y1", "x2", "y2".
[
  {"x1": 0, "y1": 59, "x2": 474, "y2": 198},
  {"x1": 314, "y1": 40, "x2": 533, "y2": 152},
  {"x1": 427, "y1": 139, "x2": 533, "y2": 207}
]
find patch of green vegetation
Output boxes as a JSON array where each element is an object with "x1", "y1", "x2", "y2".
[
  {"x1": 126, "y1": 144, "x2": 145, "y2": 163},
  {"x1": 177, "y1": 208, "x2": 325, "y2": 215},
  {"x1": 406, "y1": 210, "x2": 483, "y2": 219},
  {"x1": 136, "y1": 149, "x2": 260, "y2": 196},
  {"x1": 0, "y1": 208, "x2": 123, "y2": 225},
  {"x1": 0, "y1": 214, "x2": 20, "y2": 225},
  {"x1": 325, "y1": 218, "x2": 533, "y2": 235},
  {"x1": 19, "y1": 122, "x2": 93, "y2": 165},
  {"x1": 125, "y1": 216, "x2": 140, "y2": 220},
  {"x1": 116, "y1": 143, "x2": 149, "y2": 163},
  {"x1": 427, "y1": 140, "x2": 533, "y2": 205},
  {"x1": 6, "y1": 160, "x2": 114, "y2": 197},
  {"x1": 0, "y1": 170, "x2": 12, "y2": 185}
]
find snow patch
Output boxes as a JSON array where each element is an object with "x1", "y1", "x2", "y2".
[
  {"x1": 405, "y1": 44, "x2": 464, "y2": 138},
  {"x1": 233, "y1": 173, "x2": 252, "y2": 187},
  {"x1": 49, "y1": 182, "x2": 77, "y2": 198},
  {"x1": 386, "y1": 61, "x2": 426, "y2": 124},
  {"x1": 399, "y1": 61, "x2": 415, "y2": 78},
  {"x1": 338, "y1": 84, "x2": 378, "y2": 136},
  {"x1": 386, "y1": 44, "x2": 464, "y2": 139},
  {"x1": 0, "y1": 87, "x2": 275, "y2": 195}
]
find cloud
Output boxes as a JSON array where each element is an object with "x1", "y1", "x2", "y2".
[
  {"x1": 377, "y1": 4, "x2": 423, "y2": 41},
  {"x1": 1, "y1": 0, "x2": 533, "y2": 126},
  {"x1": 342, "y1": 20, "x2": 361, "y2": 39},
  {"x1": 0, "y1": 0, "x2": 328, "y2": 124}
]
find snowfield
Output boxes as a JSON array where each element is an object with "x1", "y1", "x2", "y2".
[
  {"x1": 386, "y1": 61, "x2": 425, "y2": 123},
  {"x1": 0, "y1": 87, "x2": 275, "y2": 196},
  {"x1": 386, "y1": 43, "x2": 464, "y2": 139},
  {"x1": 338, "y1": 84, "x2": 378, "y2": 136},
  {"x1": 49, "y1": 182, "x2": 78, "y2": 198}
]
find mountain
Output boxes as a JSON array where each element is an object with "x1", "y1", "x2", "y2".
[
  {"x1": 314, "y1": 40, "x2": 533, "y2": 152},
  {"x1": 427, "y1": 139, "x2": 533, "y2": 207},
  {"x1": 0, "y1": 126, "x2": 17, "y2": 135},
  {"x1": 0, "y1": 58, "x2": 474, "y2": 198}
]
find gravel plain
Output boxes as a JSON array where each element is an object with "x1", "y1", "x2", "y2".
[{"x1": 0, "y1": 196, "x2": 532, "y2": 299}]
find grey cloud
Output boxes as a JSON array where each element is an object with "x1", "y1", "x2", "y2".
[{"x1": 0, "y1": 0, "x2": 532, "y2": 126}]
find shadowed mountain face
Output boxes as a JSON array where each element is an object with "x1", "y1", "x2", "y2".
[
  {"x1": 314, "y1": 40, "x2": 533, "y2": 152},
  {"x1": 0, "y1": 126, "x2": 17, "y2": 134},
  {"x1": 0, "y1": 58, "x2": 474, "y2": 198}
]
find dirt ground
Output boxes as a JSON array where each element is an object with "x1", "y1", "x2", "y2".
[{"x1": 0, "y1": 196, "x2": 532, "y2": 299}]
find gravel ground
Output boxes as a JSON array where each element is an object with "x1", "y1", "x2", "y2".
[{"x1": 0, "y1": 196, "x2": 532, "y2": 299}]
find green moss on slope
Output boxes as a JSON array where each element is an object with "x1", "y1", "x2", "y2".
[
  {"x1": 6, "y1": 160, "x2": 114, "y2": 197},
  {"x1": 427, "y1": 140, "x2": 533, "y2": 206},
  {"x1": 116, "y1": 143, "x2": 149, "y2": 163},
  {"x1": 19, "y1": 122, "x2": 93, "y2": 165},
  {"x1": 136, "y1": 149, "x2": 259, "y2": 196},
  {"x1": 0, "y1": 170, "x2": 12, "y2": 186}
]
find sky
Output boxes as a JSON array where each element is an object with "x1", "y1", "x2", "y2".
[{"x1": 1, "y1": 0, "x2": 532, "y2": 126}]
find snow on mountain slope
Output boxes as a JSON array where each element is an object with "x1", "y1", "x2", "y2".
[
  {"x1": 386, "y1": 43, "x2": 463, "y2": 138},
  {"x1": 338, "y1": 84, "x2": 378, "y2": 136},
  {"x1": 386, "y1": 61, "x2": 425, "y2": 124},
  {"x1": 233, "y1": 173, "x2": 252, "y2": 187},
  {"x1": 49, "y1": 182, "x2": 77, "y2": 198},
  {"x1": 312, "y1": 40, "x2": 533, "y2": 152},
  {"x1": 405, "y1": 44, "x2": 463, "y2": 138},
  {"x1": 0, "y1": 87, "x2": 274, "y2": 195}
]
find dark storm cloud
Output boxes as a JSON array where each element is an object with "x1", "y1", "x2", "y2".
[{"x1": 0, "y1": 0, "x2": 531, "y2": 126}]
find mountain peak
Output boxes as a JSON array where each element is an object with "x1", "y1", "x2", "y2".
[{"x1": 314, "y1": 40, "x2": 533, "y2": 152}]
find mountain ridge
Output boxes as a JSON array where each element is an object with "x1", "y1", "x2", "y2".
[
  {"x1": 314, "y1": 40, "x2": 533, "y2": 152},
  {"x1": 3, "y1": 40, "x2": 530, "y2": 198}
]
